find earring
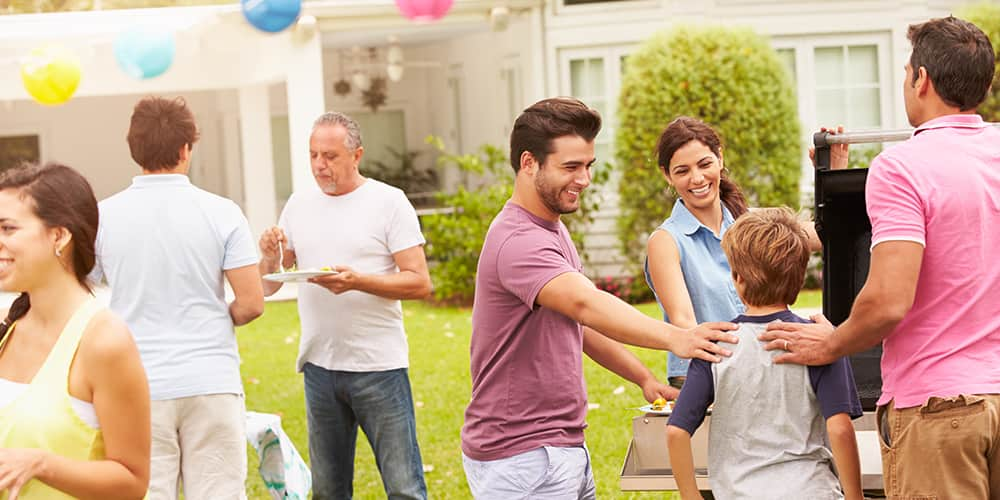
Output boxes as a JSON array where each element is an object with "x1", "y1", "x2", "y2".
[{"x1": 55, "y1": 247, "x2": 62, "y2": 258}]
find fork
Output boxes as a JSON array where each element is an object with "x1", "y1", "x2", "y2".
[{"x1": 277, "y1": 239, "x2": 286, "y2": 273}]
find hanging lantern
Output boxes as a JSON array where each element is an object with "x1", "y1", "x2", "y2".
[
  {"x1": 20, "y1": 44, "x2": 81, "y2": 106},
  {"x1": 386, "y1": 63, "x2": 404, "y2": 82},
  {"x1": 351, "y1": 70, "x2": 371, "y2": 92},
  {"x1": 394, "y1": 0, "x2": 453, "y2": 22},
  {"x1": 114, "y1": 26, "x2": 176, "y2": 80},
  {"x1": 241, "y1": 0, "x2": 302, "y2": 33}
]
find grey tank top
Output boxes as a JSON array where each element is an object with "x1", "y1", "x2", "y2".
[{"x1": 708, "y1": 322, "x2": 844, "y2": 500}]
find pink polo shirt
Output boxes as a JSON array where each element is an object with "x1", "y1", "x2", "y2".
[{"x1": 867, "y1": 114, "x2": 1000, "y2": 409}]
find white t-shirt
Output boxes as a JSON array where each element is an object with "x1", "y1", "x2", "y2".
[
  {"x1": 92, "y1": 175, "x2": 258, "y2": 400},
  {"x1": 279, "y1": 179, "x2": 425, "y2": 372}
]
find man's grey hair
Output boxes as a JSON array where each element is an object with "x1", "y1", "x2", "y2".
[{"x1": 312, "y1": 111, "x2": 363, "y2": 150}]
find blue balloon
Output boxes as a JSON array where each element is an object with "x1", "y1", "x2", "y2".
[
  {"x1": 114, "y1": 26, "x2": 175, "y2": 80},
  {"x1": 241, "y1": 0, "x2": 302, "y2": 33}
]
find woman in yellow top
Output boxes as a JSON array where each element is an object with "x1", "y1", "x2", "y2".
[{"x1": 0, "y1": 163, "x2": 149, "y2": 499}]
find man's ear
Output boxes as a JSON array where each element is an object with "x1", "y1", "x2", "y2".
[
  {"x1": 915, "y1": 66, "x2": 931, "y2": 97},
  {"x1": 519, "y1": 151, "x2": 537, "y2": 175}
]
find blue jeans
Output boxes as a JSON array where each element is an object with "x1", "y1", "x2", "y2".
[{"x1": 303, "y1": 364, "x2": 427, "y2": 500}]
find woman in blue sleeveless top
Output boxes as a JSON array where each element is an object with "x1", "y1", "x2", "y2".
[{"x1": 645, "y1": 117, "x2": 845, "y2": 388}]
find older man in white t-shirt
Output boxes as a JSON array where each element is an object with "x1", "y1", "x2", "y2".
[
  {"x1": 93, "y1": 96, "x2": 265, "y2": 499},
  {"x1": 259, "y1": 111, "x2": 431, "y2": 500}
]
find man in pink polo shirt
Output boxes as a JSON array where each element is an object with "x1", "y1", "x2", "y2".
[{"x1": 761, "y1": 16, "x2": 1000, "y2": 498}]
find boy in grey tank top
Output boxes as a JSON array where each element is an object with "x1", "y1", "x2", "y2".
[{"x1": 666, "y1": 208, "x2": 863, "y2": 500}]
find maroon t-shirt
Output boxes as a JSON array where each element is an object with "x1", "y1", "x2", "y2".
[{"x1": 461, "y1": 202, "x2": 587, "y2": 461}]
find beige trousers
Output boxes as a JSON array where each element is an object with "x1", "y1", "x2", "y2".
[
  {"x1": 148, "y1": 394, "x2": 248, "y2": 500},
  {"x1": 878, "y1": 394, "x2": 1000, "y2": 499}
]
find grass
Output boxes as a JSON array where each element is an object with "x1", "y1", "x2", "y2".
[{"x1": 237, "y1": 288, "x2": 823, "y2": 499}]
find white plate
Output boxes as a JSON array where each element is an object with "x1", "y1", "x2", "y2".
[
  {"x1": 263, "y1": 270, "x2": 338, "y2": 283},
  {"x1": 637, "y1": 404, "x2": 673, "y2": 415}
]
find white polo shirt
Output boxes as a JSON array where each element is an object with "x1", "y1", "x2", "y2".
[{"x1": 92, "y1": 174, "x2": 258, "y2": 400}]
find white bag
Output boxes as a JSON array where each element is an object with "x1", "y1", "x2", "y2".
[{"x1": 245, "y1": 411, "x2": 312, "y2": 500}]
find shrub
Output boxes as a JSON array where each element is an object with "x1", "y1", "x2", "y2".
[
  {"x1": 420, "y1": 137, "x2": 607, "y2": 303},
  {"x1": 615, "y1": 25, "x2": 801, "y2": 276},
  {"x1": 593, "y1": 275, "x2": 656, "y2": 305},
  {"x1": 959, "y1": 2, "x2": 1000, "y2": 122}
]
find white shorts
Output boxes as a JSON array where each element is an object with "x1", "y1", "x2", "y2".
[{"x1": 462, "y1": 446, "x2": 596, "y2": 499}]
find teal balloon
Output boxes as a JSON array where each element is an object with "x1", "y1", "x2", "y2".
[
  {"x1": 242, "y1": 0, "x2": 301, "y2": 33},
  {"x1": 114, "y1": 27, "x2": 175, "y2": 80}
]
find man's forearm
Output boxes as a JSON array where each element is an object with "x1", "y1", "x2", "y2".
[
  {"x1": 829, "y1": 292, "x2": 904, "y2": 358},
  {"x1": 582, "y1": 327, "x2": 657, "y2": 387},
  {"x1": 258, "y1": 260, "x2": 282, "y2": 297},
  {"x1": 576, "y1": 289, "x2": 684, "y2": 351},
  {"x1": 354, "y1": 271, "x2": 432, "y2": 300}
]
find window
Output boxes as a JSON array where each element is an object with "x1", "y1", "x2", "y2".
[
  {"x1": 771, "y1": 34, "x2": 891, "y2": 198},
  {"x1": 0, "y1": 135, "x2": 40, "y2": 173},
  {"x1": 560, "y1": 46, "x2": 632, "y2": 169},
  {"x1": 814, "y1": 44, "x2": 881, "y2": 129}
]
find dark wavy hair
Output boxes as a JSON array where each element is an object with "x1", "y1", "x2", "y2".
[
  {"x1": 0, "y1": 163, "x2": 98, "y2": 337},
  {"x1": 656, "y1": 116, "x2": 748, "y2": 218},
  {"x1": 509, "y1": 97, "x2": 602, "y2": 173},
  {"x1": 908, "y1": 16, "x2": 995, "y2": 111}
]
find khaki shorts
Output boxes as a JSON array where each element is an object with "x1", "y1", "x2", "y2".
[
  {"x1": 878, "y1": 394, "x2": 1000, "y2": 499},
  {"x1": 148, "y1": 394, "x2": 247, "y2": 500}
]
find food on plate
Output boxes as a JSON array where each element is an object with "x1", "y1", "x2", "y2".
[{"x1": 651, "y1": 397, "x2": 668, "y2": 411}]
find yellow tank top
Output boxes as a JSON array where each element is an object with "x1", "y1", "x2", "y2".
[{"x1": 0, "y1": 298, "x2": 106, "y2": 500}]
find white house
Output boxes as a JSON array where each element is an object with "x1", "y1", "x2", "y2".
[{"x1": 0, "y1": 0, "x2": 969, "y2": 277}]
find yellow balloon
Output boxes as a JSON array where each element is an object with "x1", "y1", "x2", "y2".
[{"x1": 20, "y1": 45, "x2": 81, "y2": 106}]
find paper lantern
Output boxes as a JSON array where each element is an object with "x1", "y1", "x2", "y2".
[
  {"x1": 114, "y1": 26, "x2": 176, "y2": 80},
  {"x1": 394, "y1": 0, "x2": 453, "y2": 22},
  {"x1": 20, "y1": 44, "x2": 81, "y2": 106},
  {"x1": 241, "y1": 0, "x2": 302, "y2": 33}
]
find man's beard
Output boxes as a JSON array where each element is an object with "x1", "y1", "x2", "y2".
[{"x1": 535, "y1": 171, "x2": 579, "y2": 215}]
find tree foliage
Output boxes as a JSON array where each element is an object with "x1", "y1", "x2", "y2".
[
  {"x1": 959, "y1": 2, "x2": 1000, "y2": 122},
  {"x1": 615, "y1": 25, "x2": 801, "y2": 276}
]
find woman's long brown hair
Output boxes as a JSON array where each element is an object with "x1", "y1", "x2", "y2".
[{"x1": 0, "y1": 163, "x2": 99, "y2": 338}]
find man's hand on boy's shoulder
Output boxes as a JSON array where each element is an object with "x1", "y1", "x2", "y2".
[{"x1": 758, "y1": 313, "x2": 838, "y2": 366}]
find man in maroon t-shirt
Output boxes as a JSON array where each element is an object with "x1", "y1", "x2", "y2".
[{"x1": 460, "y1": 97, "x2": 739, "y2": 499}]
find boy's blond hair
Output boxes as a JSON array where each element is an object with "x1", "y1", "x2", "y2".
[{"x1": 721, "y1": 207, "x2": 810, "y2": 307}]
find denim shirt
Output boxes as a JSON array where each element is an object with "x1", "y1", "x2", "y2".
[{"x1": 644, "y1": 199, "x2": 745, "y2": 378}]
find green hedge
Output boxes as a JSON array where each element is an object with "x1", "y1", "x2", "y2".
[
  {"x1": 615, "y1": 25, "x2": 801, "y2": 275},
  {"x1": 960, "y1": 2, "x2": 1000, "y2": 122}
]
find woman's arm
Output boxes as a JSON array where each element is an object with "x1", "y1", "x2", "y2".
[
  {"x1": 0, "y1": 312, "x2": 151, "y2": 500},
  {"x1": 647, "y1": 230, "x2": 698, "y2": 329}
]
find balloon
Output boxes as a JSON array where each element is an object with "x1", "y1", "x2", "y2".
[
  {"x1": 114, "y1": 26, "x2": 176, "y2": 80},
  {"x1": 394, "y1": 0, "x2": 453, "y2": 22},
  {"x1": 241, "y1": 0, "x2": 302, "y2": 33},
  {"x1": 20, "y1": 44, "x2": 81, "y2": 106}
]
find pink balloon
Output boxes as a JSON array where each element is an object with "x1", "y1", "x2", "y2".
[{"x1": 394, "y1": 0, "x2": 453, "y2": 22}]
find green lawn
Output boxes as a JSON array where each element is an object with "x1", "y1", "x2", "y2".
[{"x1": 237, "y1": 289, "x2": 822, "y2": 499}]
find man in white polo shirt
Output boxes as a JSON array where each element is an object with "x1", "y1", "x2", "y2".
[
  {"x1": 92, "y1": 96, "x2": 265, "y2": 500},
  {"x1": 258, "y1": 111, "x2": 430, "y2": 499}
]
